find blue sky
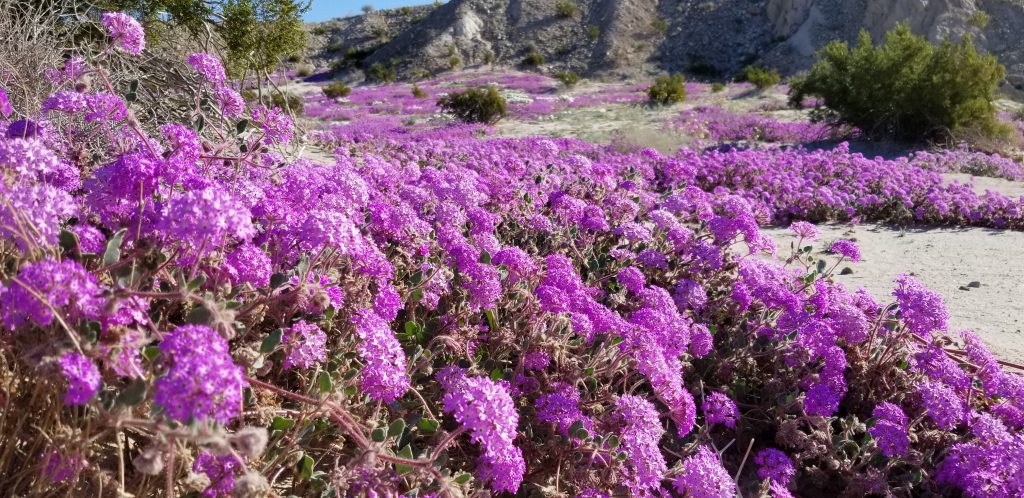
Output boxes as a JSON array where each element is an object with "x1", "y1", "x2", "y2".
[{"x1": 304, "y1": 1, "x2": 439, "y2": 22}]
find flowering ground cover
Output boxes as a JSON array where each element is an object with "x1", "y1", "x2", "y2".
[{"x1": 2, "y1": 13, "x2": 1024, "y2": 498}]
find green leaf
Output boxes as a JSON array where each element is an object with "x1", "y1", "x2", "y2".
[
  {"x1": 484, "y1": 309, "x2": 498, "y2": 332},
  {"x1": 417, "y1": 418, "x2": 438, "y2": 434},
  {"x1": 270, "y1": 416, "x2": 296, "y2": 430},
  {"x1": 102, "y1": 229, "x2": 127, "y2": 266},
  {"x1": 606, "y1": 435, "x2": 619, "y2": 448},
  {"x1": 270, "y1": 273, "x2": 288, "y2": 288},
  {"x1": 261, "y1": 329, "x2": 283, "y2": 354},
  {"x1": 236, "y1": 119, "x2": 250, "y2": 134},
  {"x1": 194, "y1": 114, "x2": 205, "y2": 133},
  {"x1": 478, "y1": 251, "x2": 491, "y2": 264},
  {"x1": 185, "y1": 306, "x2": 212, "y2": 324},
  {"x1": 394, "y1": 445, "x2": 415, "y2": 474},
  {"x1": 371, "y1": 428, "x2": 386, "y2": 442},
  {"x1": 404, "y1": 321, "x2": 420, "y2": 337},
  {"x1": 59, "y1": 229, "x2": 79, "y2": 253},
  {"x1": 387, "y1": 419, "x2": 406, "y2": 439},
  {"x1": 453, "y1": 472, "x2": 472, "y2": 484},
  {"x1": 574, "y1": 428, "x2": 590, "y2": 440},
  {"x1": 317, "y1": 372, "x2": 333, "y2": 393},
  {"x1": 125, "y1": 92, "x2": 137, "y2": 103},
  {"x1": 816, "y1": 259, "x2": 827, "y2": 273},
  {"x1": 115, "y1": 379, "x2": 147, "y2": 406},
  {"x1": 296, "y1": 453, "x2": 314, "y2": 481},
  {"x1": 410, "y1": 289, "x2": 424, "y2": 303},
  {"x1": 143, "y1": 346, "x2": 160, "y2": 362},
  {"x1": 128, "y1": 80, "x2": 139, "y2": 93},
  {"x1": 489, "y1": 367, "x2": 504, "y2": 381},
  {"x1": 187, "y1": 275, "x2": 206, "y2": 291}
]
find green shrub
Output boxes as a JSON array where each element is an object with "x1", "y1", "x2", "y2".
[
  {"x1": 555, "y1": 1, "x2": 577, "y2": 18},
  {"x1": 556, "y1": 71, "x2": 581, "y2": 88},
  {"x1": 295, "y1": 63, "x2": 314, "y2": 77},
  {"x1": 968, "y1": 11, "x2": 990, "y2": 29},
  {"x1": 412, "y1": 83, "x2": 427, "y2": 99},
  {"x1": 449, "y1": 55, "x2": 461, "y2": 69},
  {"x1": 647, "y1": 74, "x2": 687, "y2": 105},
  {"x1": 483, "y1": 49, "x2": 495, "y2": 65},
  {"x1": 367, "y1": 61, "x2": 397, "y2": 83},
  {"x1": 711, "y1": 82, "x2": 725, "y2": 93},
  {"x1": 523, "y1": 50, "x2": 544, "y2": 67},
  {"x1": 437, "y1": 85, "x2": 508, "y2": 124},
  {"x1": 587, "y1": 25, "x2": 600, "y2": 41},
  {"x1": 789, "y1": 23, "x2": 1007, "y2": 142},
  {"x1": 741, "y1": 66, "x2": 781, "y2": 90},
  {"x1": 323, "y1": 80, "x2": 351, "y2": 99},
  {"x1": 241, "y1": 89, "x2": 304, "y2": 115},
  {"x1": 650, "y1": 18, "x2": 668, "y2": 32}
]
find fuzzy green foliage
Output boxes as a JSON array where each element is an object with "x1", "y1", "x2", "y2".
[
  {"x1": 555, "y1": 1, "x2": 578, "y2": 18},
  {"x1": 448, "y1": 55, "x2": 461, "y2": 69},
  {"x1": 556, "y1": 71, "x2": 581, "y2": 88},
  {"x1": 241, "y1": 89, "x2": 304, "y2": 115},
  {"x1": 322, "y1": 80, "x2": 351, "y2": 99},
  {"x1": 650, "y1": 18, "x2": 668, "y2": 32},
  {"x1": 367, "y1": 61, "x2": 397, "y2": 83},
  {"x1": 523, "y1": 50, "x2": 544, "y2": 67},
  {"x1": 742, "y1": 66, "x2": 781, "y2": 90},
  {"x1": 411, "y1": 83, "x2": 427, "y2": 99},
  {"x1": 711, "y1": 82, "x2": 726, "y2": 93},
  {"x1": 789, "y1": 23, "x2": 1007, "y2": 142},
  {"x1": 968, "y1": 11, "x2": 990, "y2": 29},
  {"x1": 647, "y1": 74, "x2": 687, "y2": 106},
  {"x1": 437, "y1": 85, "x2": 508, "y2": 124},
  {"x1": 587, "y1": 25, "x2": 600, "y2": 40}
]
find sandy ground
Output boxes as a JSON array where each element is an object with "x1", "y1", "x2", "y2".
[{"x1": 764, "y1": 223, "x2": 1024, "y2": 362}]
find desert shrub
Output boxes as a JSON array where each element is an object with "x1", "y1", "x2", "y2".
[
  {"x1": 650, "y1": 18, "x2": 668, "y2": 32},
  {"x1": 242, "y1": 89, "x2": 304, "y2": 115},
  {"x1": 295, "y1": 63, "x2": 314, "y2": 77},
  {"x1": 448, "y1": 55, "x2": 461, "y2": 69},
  {"x1": 411, "y1": 82, "x2": 427, "y2": 99},
  {"x1": 323, "y1": 80, "x2": 352, "y2": 98},
  {"x1": 361, "y1": 4, "x2": 373, "y2": 13},
  {"x1": 968, "y1": 10, "x2": 991, "y2": 29},
  {"x1": 437, "y1": 85, "x2": 508, "y2": 124},
  {"x1": 523, "y1": 49, "x2": 545, "y2": 67},
  {"x1": 587, "y1": 24, "x2": 600, "y2": 40},
  {"x1": 398, "y1": 6, "x2": 414, "y2": 15},
  {"x1": 647, "y1": 74, "x2": 687, "y2": 105},
  {"x1": 555, "y1": 0, "x2": 578, "y2": 18},
  {"x1": 711, "y1": 82, "x2": 726, "y2": 93},
  {"x1": 741, "y1": 65, "x2": 781, "y2": 90},
  {"x1": 367, "y1": 61, "x2": 397, "y2": 82},
  {"x1": 557, "y1": 71, "x2": 581, "y2": 88},
  {"x1": 483, "y1": 49, "x2": 495, "y2": 65},
  {"x1": 789, "y1": 23, "x2": 1007, "y2": 142}
]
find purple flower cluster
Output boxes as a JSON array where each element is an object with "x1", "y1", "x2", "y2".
[
  {"x1": 188, "y1": 53, "x2": 227, "y2": 84},
  {"x1": 535, "y1": 382, "x2": 592, "y2": 436},
  {"x1": 615, "y1": 395, "x2": 666, "y2": 495},
  {"x1": 672, "y1": 446, "x2": 737, "y2": 498},
  {"x1": 755, "y1": 448, "x2": 795, "y2": 485},
  {"x1": 701, "y1": 392, "x2": 739, "y2": 428},
  {"x1": 351, "y1": 310, "x2": 410, "y2": 402},
  {"x1": 59, "y1": 352, "x2": 101, "y2": 406},
  {"x1": 282, "y1": 320, "x2": 327, "y2": 370},
  {"x1": 869, "y1": 402, "x2": 910, "y2": 457},
  {"x1": 101, "y1": 12, "x2": 145, "y2": 55},
  {"x1": 893, "y1": 274, "x2": 949, "y2": 335},
  {"x1": 1, "y1": 259, "x2": 102, "y2": 331},
  {"x1": 440, "y1": 370, "x2": 525, "y2": 493},
  {"x1": 154, "y1": 325, "x2": 247, "y2": 424},
  {"x1": 193, "y1": 451, "x2": 241, "y2": 497}
]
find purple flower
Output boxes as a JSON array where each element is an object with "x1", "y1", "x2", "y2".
[
  {"x1": 702, "y1": 392, "x2": 739, "y2": 428},
  {"x1": 351, "y1": 310, "x2": 410, "y2": 402},
  {"x1": 42, "y1": 450, "x2": 85, "y2": 483},
  {"x1": 42, "y1": 91, "x2": 88, "y2": 114},
  {"x1": 158, "y1": 187, "x2": 255, "y2": 254},
  {"x1": 830, "y1": 239, "x2": 861, "y2": 262},
  {"x1": 252, "y1": 105, "x2": 293, "y2": 144},
  {"x1": 441, "y1": 374, "x2": 524, "y2": 494},
  {"x1": 804, "y1": 382, "x2": 841, "y2": 417},
  {"x1": 869, "y1": 402, "x2": 910, "y2": 457},
  {"x1": 282, "y1": 320, "x2": 326, "y2": 370},
  {"x1": 523, "y1": 351, "x2": 550, "y2": 371},
  {"x1": 617, "y1": 266, "x2": 646, "y2": 293},
  {"x1": 154, "y1": 325, "x2": 247, "y2": 424},
  {"x1": 893, "y1": 274, "x2": 948, "y2": 335},
  {"x1": 188, "y1": 53, "x2": 227, "y2": 84},
  {"x1": 85, "y1": 93, "x2": 127, "y2": 122},
  {"x1": 535, "y1": 383, "x2": 592, "y2": 436},
  {"x1": 673, "y1": 278, "x2": 708, "y2": 312},
  {"x1": 59, "y1": 352, "x2": 101, "y2": 406},
  {"x1": 215, "y1": 87, "x2": 245, "y2": 118},
  {"x1": 918, "y1": 380, "x2": 966, "y2": 430},
  {"x1": 615, "y1": 395, "x2": 666, "y2": 495},
  {"x1": 755, "y1": 448, "x2": 795, "y2": 485},
  {"x1": 102, "y1": 12, "x2": 145, "y2": 55},
  {"x1": 672, "y1": 446, "x2": 737, "y2": 498},
  {"x1": 1, "y1": 183, "x2": 77, "y2": 250},
  {"x1": 225, "y1": 243, "x2": 272, "y2": 287},
  {"x1": 689, "y1": 323, "x2": 713, "y2": 357},
  {"x1": 373, "y1": 283, "x2": 402, "y2": 321},
  {"x1": 1, "y1": 259, "x2": 103, "y2": 330},
  {"x1": 193, "y1": 451, "x2": 240, "y2": 497},
  {"x1": 0, "y1": 88, "x2": 10, "y2": 118},
  {"x1": 789, "y1": 221, "x2": 820, "y2": 241}
]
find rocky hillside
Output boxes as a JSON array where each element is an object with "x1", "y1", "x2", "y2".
[{"x1": 309, "y1": 0, "x2": 1024, "y2": 89}]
